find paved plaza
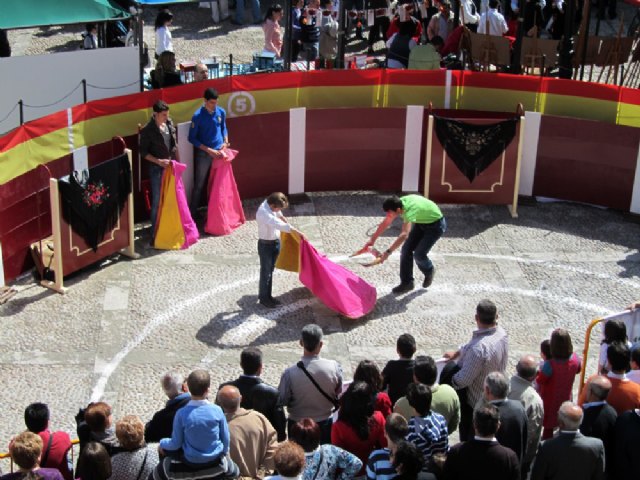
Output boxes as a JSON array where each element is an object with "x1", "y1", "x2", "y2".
[{"x1": 1, "y1": 191, "x2": 639, "y2": 465}]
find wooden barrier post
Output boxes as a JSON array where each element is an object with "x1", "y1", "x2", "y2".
[
  {"x1": 120, "y1": 149, "x2": 139, "y2": 260},
  {"x1": 423, "y1": 114, "x2": 434, "y2": 198},
  {"x1": 42, "y1": 178, "x2": 67, "y2": 294},
  {"x1": 509, "y1": 115, "x2": 526, "y2": 218}
]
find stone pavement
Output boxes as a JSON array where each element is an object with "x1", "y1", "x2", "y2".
[{"x1": 1, "y1": 191, "x2": 639, "y2": 465}]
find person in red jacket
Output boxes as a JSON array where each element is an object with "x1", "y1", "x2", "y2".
[{"x1": 24, "y1": 403, "x2": 73, "y2": 480}]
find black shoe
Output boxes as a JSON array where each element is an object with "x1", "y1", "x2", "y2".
[
  {"x1": 392, "y1": 282, "x2": 414, "y2": 294},
  {"x1": 423, "y1": 268, "x2": 435, "y2": 288},
  {"x1": 259, "y1": 298, "x2": 278, "y2": 308},
  {"x1": 269, "y1": 297, "x2": 282, "y2": 306}
]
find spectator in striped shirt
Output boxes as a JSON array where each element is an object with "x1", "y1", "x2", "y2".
[
  {"x1": 367, "y1": 413, "x2": 409, "y2": 480},
  {"x1": 443, "y1": 299, "x2": 509, "y2": 440},
  {"x1": 405, "y1": 384, "x2": 449, "y2": 470}
]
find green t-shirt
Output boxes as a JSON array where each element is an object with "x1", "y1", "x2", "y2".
[{"x1": 400, "y1": 194, "x2": 443, "y2": 224}]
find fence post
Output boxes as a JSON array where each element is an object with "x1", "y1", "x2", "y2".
[
  {"x1": 18, "y1": 100, "x2": 23, "y2": 125},
  {"x1": 82, "y1": 79, "x2": 87, "y2": 103}
]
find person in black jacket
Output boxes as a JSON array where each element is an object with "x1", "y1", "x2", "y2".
[
  {"x1": 300, "y1": 0, "x2": 321, "y2": 62},
  {"x1": 218, "y1": 347, "x2": 287, "y2": 441},
  {"x1": 144, "y1": 371, "x2": 191, "y2": 443},
  {"x1": 579, "y1": 375, "x2": 617, "y2": 480}
]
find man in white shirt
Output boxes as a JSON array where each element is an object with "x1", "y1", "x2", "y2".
[
  {"x1": 256, "y1": 192, "x2": 303, "y2": 308},
  {"x1": 478, "y1": 0, "x2": 509, "y2": 36}
]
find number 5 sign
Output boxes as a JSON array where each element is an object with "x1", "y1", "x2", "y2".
[{"x1": 227, "y1": 91, "x2": 256, "y2": 117}]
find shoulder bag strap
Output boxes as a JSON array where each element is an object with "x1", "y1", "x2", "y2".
[
  {"x1": 40, "y1": 432, "x2": 54, "y2": 467},
  {"x1": 296, "y1": 361, "x2": 339, "y2": 408},
  {"x1": 311, "y1": 446, "x2": 325, "y2": 480},
  {"x1": 135, "y1": 449, "x2": 149, "y2": 480}
]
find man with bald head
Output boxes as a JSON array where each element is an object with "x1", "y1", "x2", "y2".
[
  {"x1": 218, "y1": 385, "x2": 278, "y2": 479},
  {"x1": 530, "y1": 402, "x2": 605, "y2": 480},
  {"x1": 579, "y1": 376, "x2": 617, "y2": 479},
  {"x1": 508, "y1": 355, "x2": 544, "y2": 478}
]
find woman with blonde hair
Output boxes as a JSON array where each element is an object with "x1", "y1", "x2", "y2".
[
  {"x1": 1, "y1": 431, "x2": 63, "y2": 479},
  {"x1": 109, "y1": 415, "x2": 159, "y2": 480},
  {"x1": 151, "y1": 51, "x2": 183, "y2": 89}
]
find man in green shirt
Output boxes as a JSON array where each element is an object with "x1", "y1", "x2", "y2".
[{"x1": 365, "y1": 194, "x2": 446, "y2": 294}]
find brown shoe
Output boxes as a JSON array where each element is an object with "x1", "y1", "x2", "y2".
[{"x1": 423, "y1": 268, "x2": 435, "y2": 288}]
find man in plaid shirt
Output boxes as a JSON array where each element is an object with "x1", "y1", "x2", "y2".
[{"x1": 443, "y1": 299, "x2": 509, "y2": 441}]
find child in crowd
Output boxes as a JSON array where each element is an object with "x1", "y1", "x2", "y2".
[
  {"x1": 300, "y1": 0, "x2": 321, "y2": 62},
  {"x1": 536, "y1": 328, "x2": 581, "y2": 439},
  {"x1": 263, "y1": 4, "x2": 284, "y2": 58},
  {"x1": 158, "y1": 370, "x2": 239, "y2": 478},
  {"x1": 382, "y1": 333, "x2": 417, "y2": 405},
  {"x1": 354, "y1": 360, "x2": 393, "y2": 418},
  {"x1": 319, "y1": 0, "x2": 339, "y2": 67},
  {"x1": 291, "y1": 0, "x2": 305, "y2": 62},
  {"x1": 598, "y1": 319, "x2": 630, "y2": 374}
]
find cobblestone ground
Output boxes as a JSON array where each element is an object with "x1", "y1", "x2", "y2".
[
  {"x1": 7, "y1": 2, "x2": 638, "y2": 73},
  {"x1": 1, "y1": 192, "x2": 639, "y2": 467}
]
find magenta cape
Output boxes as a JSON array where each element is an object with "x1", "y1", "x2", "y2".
[
  {"x1": 298, "y1": 238, "x2": 377, "y2": 319},
  {"x1": 205, "y1": 148, "x2": 246, "y2": 236},
  {"x1": 154, "y1": 161, "x2": 199, "y2": 250}
]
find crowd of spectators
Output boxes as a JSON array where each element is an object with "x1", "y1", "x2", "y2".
[{"x1": 3, "y1": 300, "x2": 640, "y2": 479}]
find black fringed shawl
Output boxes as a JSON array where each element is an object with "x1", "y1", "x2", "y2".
[
  {"x1": 58, "y1": 153, "x2": 131, "y2": 252},
  {"x1": 434, "y1": 116, "x2": 518, "y2": 183}
]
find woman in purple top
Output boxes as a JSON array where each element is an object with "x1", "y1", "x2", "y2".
[{"x1": 1, "y1": 431, "x2": 64, "y2": 480}]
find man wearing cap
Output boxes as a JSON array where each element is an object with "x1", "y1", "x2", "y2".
[{"x1": 363, "y1": 194, "x2": 446, "y2": 294}]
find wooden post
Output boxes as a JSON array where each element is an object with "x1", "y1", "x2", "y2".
[
  {"x1": 42, "y1": 178, "x2": 67, "y2": 294},
  {"x1": 120, "y1": 149, "x2": 139, "y2": 260},
  {"x1": 423, "y1": 115, "x2": 434, "y2": 198}
]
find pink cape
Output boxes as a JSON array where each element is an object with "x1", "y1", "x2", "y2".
[
  {"x1": 205, "y1": 149, "x2": 246, "y2": 236},
  {"x1": 171, "y1": 161, "x2": 199, "y2": 249},
  {"x1": 298, "y1": 238, "x2": 377, "y2": 319}
]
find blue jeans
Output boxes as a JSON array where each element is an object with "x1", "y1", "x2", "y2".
[
  {"x1": 190, "y1": 149, "x2": 212, "y2": 217},
  {"x1": 302, "y1": 42, "x2": 319, "y2": 62},
  {"x1": 149, "y1": 163, "x2": 165, "y2": 238},
  {"x1": 400, "y1": 217, "x2": 446, "y2": 284},
  {"x1": 235, "y1": 0, "x2": 261, "y2": 24},
  {"x1": 258, "y1": 239, "x2": 280, "y2": 302}
]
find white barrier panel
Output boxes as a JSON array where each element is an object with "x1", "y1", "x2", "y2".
[
  {"x1": 0, "y1": 47, "x2": 140, "y2": 135},
  {"x1": 177, "y1": 122, "x2": 195, "y2": 202},
  {"x1": 289, "y1": 108, "x2": 306, "y2": 194},
  {"x1": 631, "y1": 137, "x2": 640, "y2": 214},
  {"x1": 519, "y1": 111, "x2": 542, "y2": 197},
  {"x1": 402, "y1": 105, "x2": 424, "y2": 192}
]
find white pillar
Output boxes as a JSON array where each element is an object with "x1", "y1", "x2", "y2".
[
  {"x1": 288, "y1": 108, "x2": 306, "y2": 194},
  {"x1": 402, "y1": 105, "x2": 424, "y2": 192},
  {"x1": 519, "y1": 111, "x2": 542, "y2": 197},
  {"x1": 631, "y1": 137, "x2": 640, "y2": 214}
]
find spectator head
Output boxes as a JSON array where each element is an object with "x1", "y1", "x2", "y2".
[
  {"x1": 540, "y1": 339, "x2": 551, "y2": 361},
  {"x1": 473, "y1": 404, "x2": 500, "y2": 437},
  {"x1": 267, "y1": 192, "x2": 289, "y2": 209},
  {"x1": 631, "y1": 345, "x2": 640, "y2": 370},
  {"x1": 407, "y1": 383, "x2": 432, "y2": 416},
  {"x1": 272, "y1": 442, "x2": 306, "y2": 477},
  {"x1": 320, "y1": 0, "x2": 333, "y2": 9},
  {"x1": 76, "y1": 442, "x2": 112, "y2": 480},
  {"x1": 24, "y1": 402, "x2": 50, "y2": 433},
  {"x1": 354, "y1": 360, "x2": 383, "y2": 393},
  {"x1": 86, "y1": 23, "x2": 97, "y2": 34},
  {"x1": 484, "y1": 371, "x2": 509, "y2": 400},
  {"x1": 240, "y1": 347, "x2": 263, "y2": 375},
  {"x1": 152, "y1": 100, "x2": 170, "y2": 114},
  {"x1": 603, "y1": 320, "x2": 628, "y2": 344},
  {"x1": 84, "y1": 402, "x2": 112, "y2": 433},
  {"x1": 489, "y1": 0, "x2": 500, "y2": 8},
  {"x1": 398, "y1": 19, "x2": 417, "y2": 37},
  {"x1": 300, "y1": 323, "x2": 323, "y2": 353},
  {"x1": 217, "y1": 385, "x2": 242, "y2": 413},
  {"x1": 155, "y1": 9, "x2": 174, "y2": 30},
  {"x1": 516, "y1": 355, "x2": 538, "y2": 381},
  {"x1": 396, "y1": 333, "x2": 417, "y2": 359},
  {"x1": 115, "y1": 415, "x2": 145, "y2": 451},
  {"x1": 204, "y1": 87, "x2": 219, "y2": 101},
  {"x1": 476, "y1": 299, "x2": 498, "y2": 326},
  {"x1": 156, "y1": 50, "x2": 176, "y2": 72},
  {"x1": 587, "y1": 376, "x2": 612, "y2": 402},
  {"x1": 10, "y1": 431, "x2": 42, "y2": 471},
  {"x1": 550, "y1": 328, "x2": 573, "y2": 360},
  {"x1": 194, "y1": 63, "x2": 209, "y2": 82},
  {"x1": 339, "y1": 382, "x2": 376, "y2": 439},
  {"x1": 413, "y1": 355, "x2": 437, "y2": 386},
  {"x1": 557, "y1": 401, "x2": 583, "y2": 431},
  {"x1": 607, "y1": 341, "x2": 631, "y2": 373},
  {"x1": 391, "y1": 441, "x2": 424, "y2": 477},
  {"x1": 440, "y1": 1, "x2": 451, "y2": 13},
  {"x1": 289, "y1": 418, "x2": 321, "y2": 452},
  {"x1": 383, "y1": 195, "x2": 403, "y2": 213},
  {"x1": 161, "y1": 371, "x2": 186, "y2": 400},
  {"x1": 431, "y1": 35, "x2": 445, "y2": 51},
  {"x1": 385, "y1": 413, "x2": 409, "y2": 444},
  {"x1": 265, "y1": 4, "x2": 284, "y2": 22},
  {"x1": 187, "y1": 369, "x2": 211, "y2": 398}
]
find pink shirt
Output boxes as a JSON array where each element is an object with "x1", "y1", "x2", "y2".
[{"x1": 263, "y1": 19, "x2": 282, "y2": 57}]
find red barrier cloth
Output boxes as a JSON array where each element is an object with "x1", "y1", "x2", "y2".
[
  {"x1": 298, "y1": 238, "x2": 377, "y2": 319},
  {"x1": 205, "y1": 149, "x2": 246, "y2": 236}
]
